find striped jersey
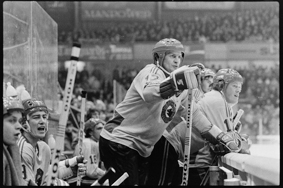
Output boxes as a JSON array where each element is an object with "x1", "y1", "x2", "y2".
[
  {"x1": 73, "y1": 138, "x2": 105, "y2": 179},
  {"x1": 101, "y1": 64, "x2": 188, "y2": 157},
  {"x1": 17, "y1": 135, "x2": 51, "y2": 186}
]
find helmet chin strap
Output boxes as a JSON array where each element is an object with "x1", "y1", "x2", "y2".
[
  {"x1": 22, "y1": 120, "x2": 31, "y2": 133},
  {"x1": 21, "y1": 115, "x2": 49, "y2": 135},
  {"x1": 156, "y1": 60, "x2": 170, "y2": 77}
]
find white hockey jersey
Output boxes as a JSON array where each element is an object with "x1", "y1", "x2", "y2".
[
  {"x1": 163, "y1": 89, "x2": 214, "y2": 162},
  {"x1": 101, "y1": 64, "x2": 188, "y2": 157},
  {"x1": 17, "y1": 135, "x2": 51, "y2": 186}
]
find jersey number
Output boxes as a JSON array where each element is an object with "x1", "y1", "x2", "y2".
[{"x1": 89, "y1": 154, "x2": 97, "y2": 164}]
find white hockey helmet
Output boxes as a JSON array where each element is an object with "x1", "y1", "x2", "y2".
[
  {"x1": 152, "y1": 38, "x2": 185, "y2": 71},
  {"x1": 212, "y1": 69, "x2": 243, "y2": 91}
]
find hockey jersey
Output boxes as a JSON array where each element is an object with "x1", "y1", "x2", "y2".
[
  {"x1": 163, "y1": 89, "x2": 213, "y2": 162},
  {"x1": 189, "y1": 89, "x2": 234, "y2": 167},
  {"x1": 101, "y1": 64, "x2": 188, "y2": 157},
  {"x1": 17, "y1": 135, "x2": 51, "y2": 186}
]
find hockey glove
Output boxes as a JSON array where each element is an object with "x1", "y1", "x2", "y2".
[
  {"x1": 210, "y1": 131, "x2": 242, "y2": 155},
  {"x1": 70, "y1": 159, "x2": 87, "y2": 177},
  {"x1": 160, "y1": 66, "x2": 200, "y2": 99},
  {"x1": 201, "y1": 125, "x2": 242, "y2": 155},
  {"x1": 239, "y1": 133, "x2": 252, "y2": 155},
  {"x1": 65, "y1": 155, "x2": 85, "y2": 168}
]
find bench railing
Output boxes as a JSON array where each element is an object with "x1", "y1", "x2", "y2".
[{"x1": 217, "y1": 153, "x2": 279, "y2": 185}]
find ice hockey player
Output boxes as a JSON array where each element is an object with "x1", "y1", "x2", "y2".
[
  {"x1": 17, "y1": 88, "x2": 86, "y2": 186},
  {"x1": 3, "y1": 83, "x2": 25, "y2": 185},
  {"x1": 145, "y1": 64, "x2": 217, "y2": 185},
  {"x1": 99, "y1": 38, "x2": 200, "y2": 185},
  {"x1": 73, "y1": 118, "x2": 106, "y2": 183},
  {"x1": 188, "y1": 68, "x2": 251, "y2": 185}
]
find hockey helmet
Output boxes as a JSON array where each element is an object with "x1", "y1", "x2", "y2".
[
  {"x1": 201, "y1": 68, "x2": 215, "y2": 80},
  {"x1": 3, "y1": 97, "x2": 24, "y2": 115},
  {"x1": 3, "y1": 82, "x2": 24, "y2": 115},
  {"x1": 189, "y1": 62, "x2": 205, "y2": 71},
  {"x1": 152, "y1": 38, "x2": 185, "y2": 68},
  {"x1": 21, "y1": 89, "x2": 48, "y2": 116},
  {"x1": 212, "y1": 69, "x2": 243, "y2": 91}
]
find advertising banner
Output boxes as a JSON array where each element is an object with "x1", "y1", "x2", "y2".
[
  {"x1": 226, "y1": 43, "x2": 279, "y2": 60},
  {"x1": 59, "y1": 42, "x2": 278, "y2": 62},
  {"x1": 164, "y1": 2, "x2": 235, "y2": 10},
  {"x1": 58, "y1": 44, "x2": 133, "y2": 61},
  {"x1": 81, "y1": 2, "x2": 155, "y2": 21},
  {"x1": 205, "y1": 43, "x2": 279, "y2": 60}
]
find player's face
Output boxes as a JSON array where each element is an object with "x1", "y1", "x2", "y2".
[
  {"x1": 163, "y1": 52, "x2": 183, "y2": 73},
  {"x1": 201, "y1": 76, "x2": 214, "y2": 93},
  {"x1": 28, "y1": 111, "x2": 49, "y2": 139},
  {"x1": 93, "y1": 123, "x2": 104, "y2": 141},
  {"x1": 223, "y1": 81, "x2": 242, "y2": 104},
  {"x1": 3, "y1": 110, "x2": 22, "y2": 145}
]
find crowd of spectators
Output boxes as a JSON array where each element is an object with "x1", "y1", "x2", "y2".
[
  {"x1": 58, "y1": 61, "x2": 279, "y2": 144},
  {"x1": 58, "y1": 6, "x2": 278, "y2": 44},
  {"x1": 57, "y1": 6, "x2": 279, "y2": 145}
]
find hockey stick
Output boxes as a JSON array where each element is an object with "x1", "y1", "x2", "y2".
[
  {"x1": 181, "y1": 88, "x2": 194, "y2": 185},
  {"x1": 111, "y1": 172, "x2": 129, "y2": 186},
  {"x1": 47, "y1": 43, "x2": 81, "y2": 186},
  {"x1": 91, "y1": 167, "x2": 116, "y2": 186},
  {"x1": 77, "y1": 90, "x2": 87, "y2": 186},
  {"x1": 233, "y1": 109, "x2": 244, "y2": 132}
]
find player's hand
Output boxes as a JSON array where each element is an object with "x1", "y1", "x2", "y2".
[
  {"x1": 76, "y1": 155, "x2": 85, "y2": 163},
  {"x1": 171, "y1": 66, "x2": 200, "y2": 91},
  {"x1": 66, "y1": 155, "x2": 85, "y2": 167},
  {"x1": 239, "y1": 133, "x2": 252, "y2": 154},
  {"x1": 214, "y1": 130, "x2": 242, "y2": 155},
  {"x1": 77, "y1": 160, "x2": 87, "y2": 177},
  {"x1": 160, "y1": 66, "x2": 200, "y2": 99}
]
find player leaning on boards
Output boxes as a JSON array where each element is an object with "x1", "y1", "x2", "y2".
[
  {"x1": 99, "y1": 38, "x2": 200, "y2": 185},
  {"x1": 17, "y1": 87, "x2": 86, "y2": 186},
  {"x1": 145, "y1": 64, "x2": 217, "y2": 185},
  {"x1": 3, "y1": 83, "x2": 25, "y2": 186},
  {"x1": 188, "y1": 68, "x2": 251, "y2": 186},
  {"x1": 99, "y1": 38, "x2": 243, "y2": 186}
]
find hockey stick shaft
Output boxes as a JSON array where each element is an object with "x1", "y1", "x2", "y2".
[
  {"x1": 91, "y1": 167, "x2": 116, "y2": 186},
  {"x1": 181, "y1": 88, "x2": 194, "y2": 185},
  {"x1": 47, "y1": 43, "x2": 81, "y2": 186},
  {"x1": 77, "y1": 90, "x2": 87, "y2": 186},
  {"x1": 233, "y1": 109, "x2": 244, "y2": 132},
  {"x1": 111, "y1": 172, "x2": 129, "y2": 186}
]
